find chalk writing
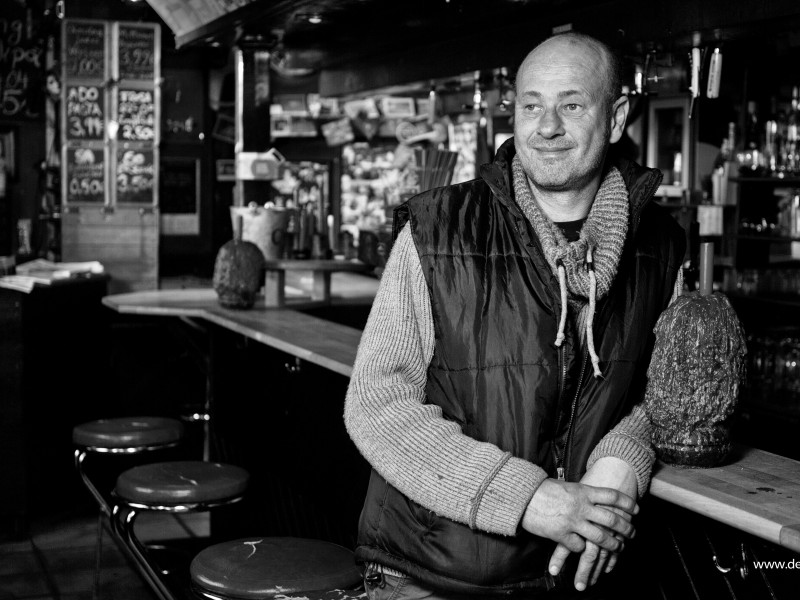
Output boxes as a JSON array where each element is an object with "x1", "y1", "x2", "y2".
[
  {"x1": 66, "y1": 85, "x2": 104, "y2": 140},
  {"x1": 0, "y1": 16, "x2": 44, "y2": 119},
  {"x1": 66, "y1": 147, "x2": 105, "y2": 203},
  {"x1": 117, "y1": 147, "x2": 154, "y2": 203},
  {"x1": 118, "y1": 88, "x2": 155, "y2": 140},
  {"x1": 118, "y1": 26, "x2": 155, "y2": 80},
  {"x1": 64, "y1": 21, "x2": 105, "y2": 79}
]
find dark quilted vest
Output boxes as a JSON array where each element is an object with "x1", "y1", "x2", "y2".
[{"x1": 354, "y1": 142, "x2": 686, "y2": 596}]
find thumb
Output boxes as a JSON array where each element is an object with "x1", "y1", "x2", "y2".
[{"x1": 549, "y1": 543, "x2": 572, "y2": 576}]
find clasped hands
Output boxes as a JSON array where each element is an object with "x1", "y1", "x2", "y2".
[{"x1": 521, "y1": 457, "x2": 639, "y2": 592}]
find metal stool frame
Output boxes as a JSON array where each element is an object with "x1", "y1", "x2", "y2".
[
  {"x1": 74, "y1": 437, "x2": 183, "y2": 600},
  {"x1": 110, "y1": 493, "x2": 245, "y2": 600}
]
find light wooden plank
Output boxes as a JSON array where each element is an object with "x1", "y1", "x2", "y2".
[
  {"x1": 651, "y1": 446, "x2": 800, "y2": 552},
  {"x1": 102, "y1": 288, "x2": 361, "y2": 376}
]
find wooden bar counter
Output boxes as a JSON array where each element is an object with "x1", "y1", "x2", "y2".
[{"x1": 102, "y1": 283, "x2": 800, "y2": 555}]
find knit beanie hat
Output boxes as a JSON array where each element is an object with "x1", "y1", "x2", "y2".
[{"x1": 512, "y1": 155, "x2": 629, "y2": 377}]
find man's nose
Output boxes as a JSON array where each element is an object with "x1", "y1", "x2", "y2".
[{"x1": 537, "y1": 107, "x2": 564, "y2": 138}]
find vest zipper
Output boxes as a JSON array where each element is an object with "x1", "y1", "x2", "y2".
[
  {"x1": 553, "y1": 344, "x2": 567, "y2": 480},
  {"x1": 554, "y1": 351, "x2": 588, "y2": 481}
]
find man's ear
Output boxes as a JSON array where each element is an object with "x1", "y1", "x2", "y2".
[{"x1": 608, "y1": 95, "x2": 630, "y2": 144}]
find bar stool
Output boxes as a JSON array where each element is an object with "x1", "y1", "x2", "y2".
[
  {"x1": 190, "y1": 536, "x2": 364, "y2": 599},
  {"x1": 112, "y1": 460, "x2": 250, "y2": 600},
  {"x1": 73, "y1": 416, "x2": 185, "y2": 599},
  {"x1": 73, "y1": 416, "x2": 186, "y2": 516}
]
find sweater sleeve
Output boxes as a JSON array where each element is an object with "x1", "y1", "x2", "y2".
[
  {"x1": 344, "y1": 223, "x2": 548, "y2": 537},
  {"x1": 584, "y1": 268, "x2": 684, "y2": 497},
  {"x1": 585, "y1": 404, "x2": 655, "y2": 497}
]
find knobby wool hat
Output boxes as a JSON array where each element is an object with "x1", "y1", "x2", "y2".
[{"x1": 512, "y1": 155, "x2": 629, "y2": 377}]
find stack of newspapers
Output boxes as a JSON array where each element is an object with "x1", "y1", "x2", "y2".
[{"x1": 0, "y1": 259, "x2": 104, "y2": 293}]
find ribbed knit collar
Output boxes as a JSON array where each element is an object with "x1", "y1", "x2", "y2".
[{"x1": 511, "y1": 155, "x2": 629, "y2": 302}]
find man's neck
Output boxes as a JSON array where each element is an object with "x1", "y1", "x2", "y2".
[{"x1": 526, "y1": 176, "x2": 600, "y2": 222}]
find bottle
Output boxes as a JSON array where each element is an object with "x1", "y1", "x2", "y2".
[
  {"x1": 763, "y1": 96, "x2": 780, "y2": 174},
  {"x1": 787, "y1": 86, "x2": 800, "y2": 175},
  {"x1": 741, "y1": 101, "x2": 763, "y2": 174},
  {"x1": 791, "y1": 191, "x2": 800, "y2": 238}
]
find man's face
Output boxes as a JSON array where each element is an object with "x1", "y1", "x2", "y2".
[{"x1": 514, "y1": 38, "x2": 624, "y2": 192}]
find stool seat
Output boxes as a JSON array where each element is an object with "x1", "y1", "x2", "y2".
[
  {"x1": 73, "y1": 416, "x2": 184, "y2": 450},
  {"x1": 191, "y1": 537, "x2": 361, "y2": 600},
  {"x1": 116, "y1": 461, "x2": 249, "y2": 505}
]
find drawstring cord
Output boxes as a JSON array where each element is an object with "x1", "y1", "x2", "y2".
[
  {"x1": 555, "y1": 258, "x2": 568, "y2": 347},
  {"x1": 586, "y1": 246, "x2": 603, "y2": 378}
]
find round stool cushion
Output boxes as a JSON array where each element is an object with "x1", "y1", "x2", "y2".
[
  {"x1": 190, "y1": 537, "x2": 361, "y2": 599},
  {"x1": 116, "y1": 461, "x2": 249, "y2": 505},
  {"x1": 73, "y1": 416, "x2": 184, "y2": 450}
]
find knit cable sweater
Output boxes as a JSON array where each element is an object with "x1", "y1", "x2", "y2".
[{"x1": 344, "y1": 222, "x2": 660, "y2": 537}]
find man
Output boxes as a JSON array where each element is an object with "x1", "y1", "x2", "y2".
[{"x1": 345, "y1": 32, "x2": 685, "y2": 598}]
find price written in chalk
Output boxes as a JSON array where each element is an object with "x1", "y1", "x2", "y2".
[
  {"x1": 66, "y1": 85, "x2": 104, "y2": 140},
  {"x1": 118, "y1": 26, "x2": 155, "y2": 80},
  {"x1": 117, "y1": 148, "x2": 154, "y2": 203},
  {"x1": 67, "y1": 147, "x2": 105, "y2": 203},
  {"x1": 118, "y1": 89, "x2": 154, "y2": 140},
  {"x1": 64, "y1": 21, "x2": 105, "y2": 79}
]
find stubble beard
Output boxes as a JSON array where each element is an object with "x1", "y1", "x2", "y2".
[{"x1": 517, "y1": 125, "x2": 611, "y2": 192}]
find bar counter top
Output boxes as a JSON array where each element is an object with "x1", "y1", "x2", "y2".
[
  {"x1": 102, "y1": 287, "x2": 364, "y2": 377},
  {"x1": 102, "y1": 285, "x2": 800, "y2": 554}
]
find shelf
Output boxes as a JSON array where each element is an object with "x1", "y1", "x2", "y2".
[
  {"x1": 262, "y1": 259, "x2": 373, "y2": 307},
  {"x1": 656, "y1": 201, "x2": 736, "y2": 209},
  {"x1": 729, "y1": 176, "x2": 800, "y2": 184},
  {"x1": 737, "y1": 235, "x2": 800, "y2": 242},
  {"x1": 728, "y1": 292, "x2": 800, "y2": 308}
]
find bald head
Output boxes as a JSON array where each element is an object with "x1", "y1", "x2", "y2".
[
  {"x1": 512, "y1": 30, "x2": 630, "y2": 203},
  {"x1": 517, "y1": 33, "x2": 622, "y2": 115}
]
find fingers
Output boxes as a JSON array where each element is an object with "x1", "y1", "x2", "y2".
[
  {"x1": 549, "y1": 543, "x2": 572, "y2": 576},
  {"x1": 605, "y1": 504, "x2": 632, "y2": 523},
  {"x1": 589, "y1": 548, "x2": 610, "y2": 587},
  {"x1": 573, "y1": 542, "x2": 601, "y2": 591},
  {"x1": 588, "y1": 505, "x2": 636, "y2": 540},
  {"x1": 577, "y1": 520, "x2": 624, "y2": 552},
  {"x1": 561, "y1": 532, "x2": 585, "y2": 554},
  {"x1": 585, "y1": 486, "x2": 639, "y2": 516},
  {"x1": 575, "y1": 508, "x2": 633, "y2": 551},
  {"x1": 574, "y1": 541, "x2": 621, "y2": 590},
  {"x1": 605, "y1": 550, "x2": 619, "y2": 575}
]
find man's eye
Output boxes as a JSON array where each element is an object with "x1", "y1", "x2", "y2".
[
  {"x1": 523, "y1": 104, "x2": 542, "y2": 113},
  {"x1": 563, "y1": 103, "x2": 582, "y2": 112}
]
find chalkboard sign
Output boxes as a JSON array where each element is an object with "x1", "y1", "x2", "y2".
[
  {"x1": 0, "y1": 11, "x2": 45, "y2": 120},
  {"x1": 66, "y1": 146, "x2": 105, "y2": 203},
  {"x1": 160, "y1": 158, "x2": 198, "y2": 214},
  {"x1": 118, "y1": 88, "x2": 155, "y2": 141},
  {"x1": 118, "y1": 25, "x2": 156, "y2": 81},
  {"x1": 117, "y1": 146, "x2": 155, "y2": 204},
  {"x1": 66, "y1": 85, "x2": 104, "y2": 140},
  {"x1": 64, "y1": 21, "x2": 106, "y2": 80}
]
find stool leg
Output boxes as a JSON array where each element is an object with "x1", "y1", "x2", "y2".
[
  {"x1": 75, "y1": 449, "x2": 110, "y2": 600},
  {"x1": 74, "y1": 449, "x2": 112, "y2": 516},
  {"x1": 111, "y1": 504, "x2": 178, "y2": 600},
  {"x1": 93, "y1": 511, "x2": 103, "y2": 600}
]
